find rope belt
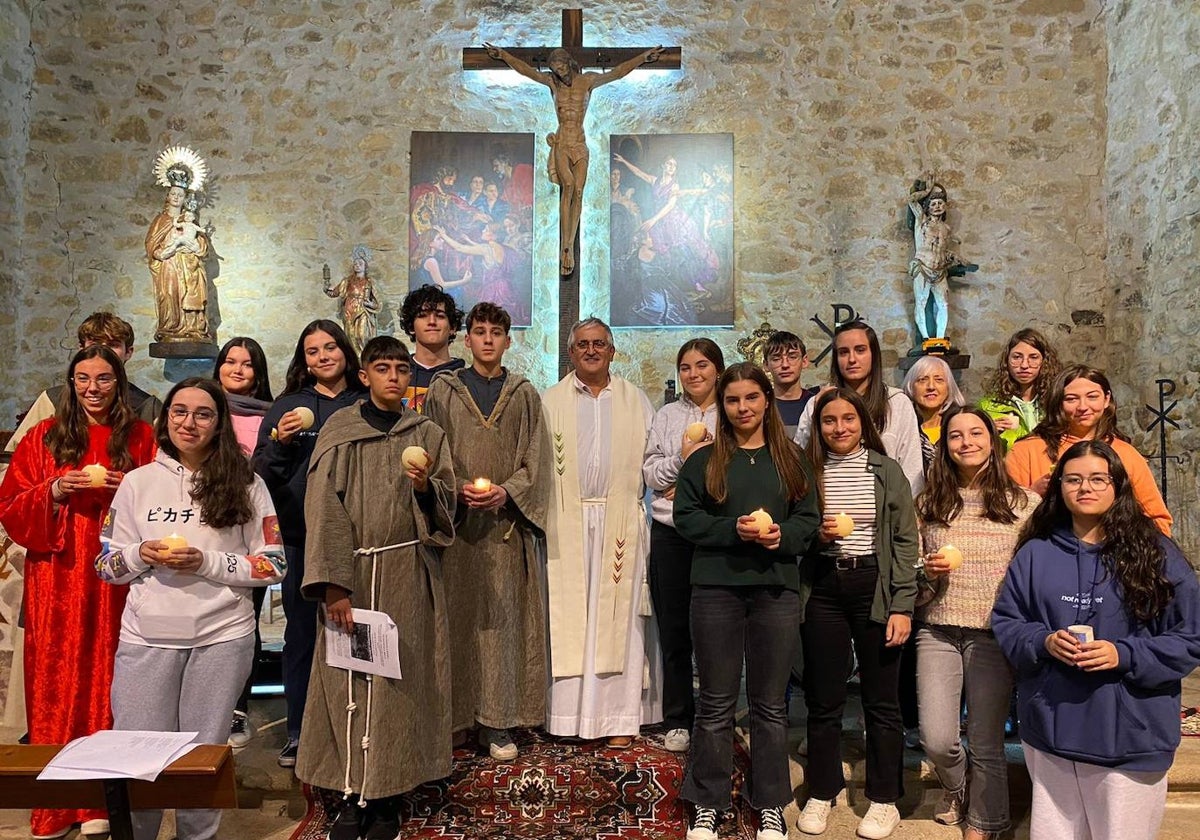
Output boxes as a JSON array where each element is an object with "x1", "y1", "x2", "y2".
[{"x1": 341, "y1": 538, "x2": 420, "y2": 805}]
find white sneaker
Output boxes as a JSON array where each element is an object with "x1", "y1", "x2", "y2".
[
  {"x1": 81, "y1": 820, "x2": 110, "y2": 836},
  {"x1": 856, "y1": 802, "x2": 900, "y2": 839},
  {"x1": 756, "y1": 805, "x2": 787, "y2": 840},
  {"x1": 797, "y1": 797, "x2": 832, "y2": 834},
  {"x1": 663, "y1": 728, "x2": 691, "y2": 752},
  {"x1": 479, "y1": 726, "x2": 519, "y2": 761},
  {"x1": 686, "y1": 806, "x2": 720, "y2": 840},
  {"x1": 228, "y1": 710, "x2": 254, "y2": 750}
]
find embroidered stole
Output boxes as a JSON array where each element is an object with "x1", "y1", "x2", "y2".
[{"x1": 543, "y1": 374, "x2": 649, "y2": 678}]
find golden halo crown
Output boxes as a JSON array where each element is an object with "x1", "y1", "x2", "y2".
[{"x1": 153, "y1": 146, "x2": 208, "y2": 193}]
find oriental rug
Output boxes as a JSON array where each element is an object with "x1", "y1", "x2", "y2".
[{"x1": 289, "y1": 727, "x2": 757, "y2": 840}]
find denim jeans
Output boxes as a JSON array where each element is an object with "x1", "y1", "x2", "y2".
[
  {"x1": 681, "y1": 585, "x2": 799, "y2": 810},
  {"x1": 281, "y1": 541, "x2": 318, "y2": 738},
  {"x1": 649, "y1": 521, "x2": 696, "y2": 731},
  {"x1": 916, "y1": 624, "x2": 1014, "y2": 832},
  {"x1": 801, "y1": 564, "x2": 904, "y2": 803}
]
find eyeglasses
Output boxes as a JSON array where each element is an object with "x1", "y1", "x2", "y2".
[
  {"x1": 72, "y1": 374, "x2": 117, "y2": 388},
  {"x1": 168, "y1": 406, "x2": 217, "y2": 427},
  {"x1": 573, "y1": 339, "x2": 610, "y2": 352},
  {"x1": 767, "y1": 351, "x2": 804, "y2": 363},
  {"x1": 1061, "y1": 474, "x2": 1113, "y2": 491}
]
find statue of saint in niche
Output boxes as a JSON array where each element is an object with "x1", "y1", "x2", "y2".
[
  {"x1": 324, "y1": 245, "x2": 381, "y2": 355},
  {"x1": 906, "y1": 174, "x2": 976, "y2": 343},
  {"x1": 146, "y1": 146, "x2": 214, "y2": 347},
  {"x1": 483, "y1": 42, "x2": 663, "y2": 275}
]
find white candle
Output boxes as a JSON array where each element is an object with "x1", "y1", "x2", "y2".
[{"x1": 748, "y1": 508, "x2": 773, "y2": 536}]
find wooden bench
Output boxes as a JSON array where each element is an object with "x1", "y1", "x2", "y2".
[{"x1": 0, "y1": 743, "x2": 237, "y2": 840}]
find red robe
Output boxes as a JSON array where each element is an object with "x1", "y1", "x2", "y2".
[{"x1": 0, "y1": 418, "x2": 156, "y2": 837}]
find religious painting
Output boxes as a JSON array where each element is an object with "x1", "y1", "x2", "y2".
[
  {"x1": 609, "y1": 133, "x2": 734, "y2": 328},
  {"x1": 408, "y1": 131, "x2": 535, "y2": 327}
]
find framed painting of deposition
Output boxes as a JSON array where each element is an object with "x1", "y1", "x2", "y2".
[
  {"x1": 408, "y1": 131, "x2": 535, "y2": 327},
  {"x1": 609, "y1": 132, "x2": 734, "y2": 328}
]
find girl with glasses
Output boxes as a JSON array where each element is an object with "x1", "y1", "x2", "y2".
[
  {"x1": 96, "y1": 377, "x2": 285, "y2": 840},
  {"x1": 0, "y1": 346, "x2": 157, "y2": 839},
  {"x1": 1005, "y1": 365, "x2": 1171, "y2": 535},
  {"x1": 992, "y1": 440, "x2": 1200, "y2": 840},
  {"x1": 978, "y1": 328, "x2": 1061, "y2": 453}
]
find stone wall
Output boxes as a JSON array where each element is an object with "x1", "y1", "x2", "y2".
[
  {"x1": 3, "y1": 1, "x2": 1109, "y2": 417},
  {"x1": 1104, "y1": 0, "x2": 1200, "y2": 556},
  {"x1": 0, "y1": 0, "x2": 32, "y2": 366}
]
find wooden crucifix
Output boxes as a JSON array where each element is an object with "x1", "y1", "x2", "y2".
[{"x1": 464, "y1": 9, "x2": 680, "y2": 377}]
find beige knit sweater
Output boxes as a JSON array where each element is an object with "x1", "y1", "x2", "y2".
[{"x1": 918, "y1": 487, "x2": 1039, "y2": 629}]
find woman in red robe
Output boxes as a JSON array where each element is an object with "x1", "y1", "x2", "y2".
[{"x1": 0, "y1": 345, "x2": 156, "y2": 839}]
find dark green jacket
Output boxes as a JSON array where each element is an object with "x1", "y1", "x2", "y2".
[{"x1": 798, "y1": 448, "x2": 920, "y2": 623}]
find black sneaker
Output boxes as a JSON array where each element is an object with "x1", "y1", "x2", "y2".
[
  {"x1": 326, "y1": 804, "x2": 363, "y2": 840},
  {"x1": 278, "y1": 738, "x2": 299, "y2": 768},
  {"x1": 362, "y1": 811, "x2": 400, "y2": 840}
]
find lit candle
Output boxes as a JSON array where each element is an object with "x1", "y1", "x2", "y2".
[
  {"x1": 685, "y1": 422, "x2": 707, "y2": 443},
  {"x1": 293, "y1": 406, "x2": 315, "y2": 430},
  {"x1": 747, "y1": 508, "x2": 773, "y2": 537},
  {"x1": 473, "y1": 477, "x2": 493, "y2": 493},
  {"x1": 940, "y1": 544, "x2": 964, "y2": 571},
  {"x1": 833, "y1": 512, "x2": 855, "y2": 538},
  {"x1": 81, "y1": 463, "x2": 108, "y2": 487},
  {"x1": 160, "y1": 533, "x2": 188, "y2": 552},
  {"x1": 401, "y1": 445, "x2": 430, "y2": 470}
]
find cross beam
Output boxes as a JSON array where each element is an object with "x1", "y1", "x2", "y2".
[
  {"x1": 463, "y1": 10, "x2": 682, "y2": 72},
  {"x1": 464, "y1": 9, "x2": 680, "y2": 378}
]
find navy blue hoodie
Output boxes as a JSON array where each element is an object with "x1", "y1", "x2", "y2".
[
  {"x1": 992, "y1": 526, "x2": 1200, "y2": 771},
  {"x1": 252, "y1": 384, "x2": 365, "y2": 545}
]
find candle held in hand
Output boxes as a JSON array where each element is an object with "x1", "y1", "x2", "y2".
[
  {"x1": 401, "y1": 445, "x2": 430, "y2": 470},
  {"x1": 747, "y1": 508, "x2": 773, "y2": 537},
  {"x1": 833, "y1": 512, "x2": 855, "y2": 538},
  {"x1": 293, "y1": 406, "x2": 315, "y2": 430},
  {"x1": 473, "y1": 477, "x2": 492, "y2": 493},
  {"x1": 160, "y1": 533, "x2": 188, "y2": 552},
  {"x1": 685, "y1": 422, "x2": 707, "y2": 443},
  {"x1": 940, "y1": 544, "x2": 964, "y2": 571},
  {"x1": 82, "y1": 463, "x2": 108, "y2": 487}
]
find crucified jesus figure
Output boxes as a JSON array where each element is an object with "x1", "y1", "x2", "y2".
[{"x1": 484, "y1": 42, "x2": 664, "y2": 275}]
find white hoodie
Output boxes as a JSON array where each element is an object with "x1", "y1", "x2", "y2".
[{"x1": 96, "y1": 450, "x2": 286, "y2": 648}]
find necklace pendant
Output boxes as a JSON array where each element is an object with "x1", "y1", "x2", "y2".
[{"x1": 748, "y1": 454, "x2": 756, "y2": 464}]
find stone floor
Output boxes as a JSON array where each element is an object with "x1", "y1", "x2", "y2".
[{"x1": 1, "y1": 669, "x2": 1198, "y2": 839}]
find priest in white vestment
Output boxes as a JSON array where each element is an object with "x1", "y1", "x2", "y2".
[{"x1": 542, "y1": 317, "x2": 663, "y2": 745}]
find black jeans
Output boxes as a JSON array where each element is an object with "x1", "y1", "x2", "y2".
[
  {"x1": 649, "y1": 521, "x2": 696, "y2": 731},
  {"x1": 682, "y1": 585, "x2": 798, "y2": 810},
  {"x1": 281, "y1": 541, "x2": 317, "y2": 739},
  {"x1": 801, "y1": 564, "x2": 904, "y2": 803}
]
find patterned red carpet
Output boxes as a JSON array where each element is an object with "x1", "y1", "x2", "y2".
[{"x1": 289, "y1": 727, "x2": 756, "y2": 839}]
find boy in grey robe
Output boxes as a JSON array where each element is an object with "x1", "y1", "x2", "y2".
[
  {"x1": 425, "y1": 302, "x2": 551, "y2": 761},
  {"x1": 296, "y1": 336, "x2": 456, "y2": 840}
]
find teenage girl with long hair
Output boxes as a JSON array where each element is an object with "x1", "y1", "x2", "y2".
[
  {"x1": 914, "y1": 407, "x2": 1038, "y2": 840},
  {"x1": 1005, "y1": 365, "x2": 1171, "y2": 535},
  {"x1": 252, "y1": 319, "x2": 364, "y2": 766},
  {"x1": 978, "y1": 328, "x2": 1061, "y2": 453},
  {"x1": 98, "y1": 377, "x2": 285, "y2": 840},
  {"x1": 796, "y1": 388, "x2": 918, "y2": 840},
  {"x1": 674, "y1": 362, "x2": 819, "y2": 840},
  {"x1": 992, "y1": 440, "x2": 1200, "y2": 840},
  {"x1": 0, "y1": 346, "x2": 157, "y2": 839},
  {"x1": 642, "y1": 337, "x2": 725, "y2": 754}
]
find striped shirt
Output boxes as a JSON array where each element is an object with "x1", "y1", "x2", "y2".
[{"x1": 821, "y1": 447, "x2": 877, "y2": 558}]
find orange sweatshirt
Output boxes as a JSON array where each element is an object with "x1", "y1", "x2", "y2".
[{"x1": 1005, "y1": 434, "x2": 1173, "y2": 536}]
